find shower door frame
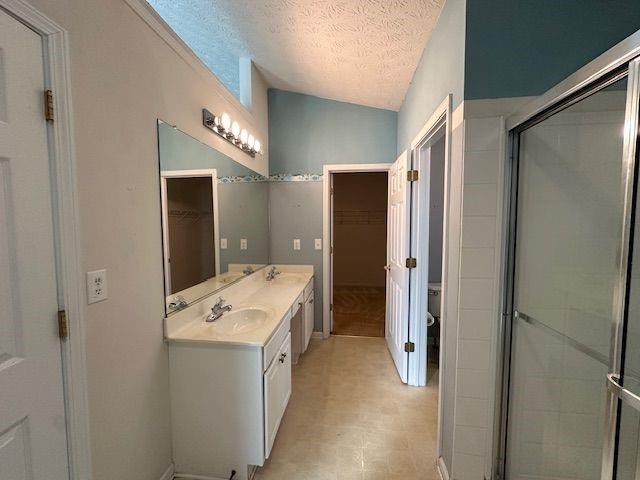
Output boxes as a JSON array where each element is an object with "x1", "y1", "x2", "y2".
[{"x1": 494, "y1": 30, "x2": 640, "y2": 480}]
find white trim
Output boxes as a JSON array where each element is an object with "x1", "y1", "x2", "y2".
[
  {"x1": 122, "y1": 0, "x2": 250, "y2": 118},
  {"x1": 322, "y1": 163, "x2": 392, "y2": 339},
  {"x1": 160, "y1": 169, "x2": 221, "y2": 296},
  {"x1": 0, "y1": 1, "x2": 92, "y2": 479},
  {"x1": 158, "y1": 463, "x2": 174, "y2": 480},
  {"x1": 408, "y1": 96, "x2": 452, "y2": 470},
  {"x1": 437, "y1": 456, "x2": 450, "y2": 480}
]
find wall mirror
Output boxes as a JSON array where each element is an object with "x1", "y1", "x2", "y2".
[{"x1": 157, "y1": 120, "x2": 269, "y2": 315}]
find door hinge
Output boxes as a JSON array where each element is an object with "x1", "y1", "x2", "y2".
[
  {"x1": 405, "y1": 257, "x2": 417, "y2": 268},
  {"x1": 407, "y1": 170, "x2": 419, "y2": 182},
  {"x1": 330, "y1": 304, "x2": 333, "y2": 311},
  {"x1": 330, "y1": 245, "x2": 334, "y2": 254},
  {"x1": 44, "y1": 89, "x2": 54, "y2": 122},
  {"x1": 404, "y1": 341, "x2": 415, "y2": 353},
  {"x1": 58, "y1": 309, "x2": 68, "y2": 339}
]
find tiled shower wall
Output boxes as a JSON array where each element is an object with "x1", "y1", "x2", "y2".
[{"x1": 452, "y1": 114, "x2": 506, "y2": 480}]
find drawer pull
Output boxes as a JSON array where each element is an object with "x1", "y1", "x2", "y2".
[{"x1": 279, "y1": 352, "x2": 287, "y2": 363}]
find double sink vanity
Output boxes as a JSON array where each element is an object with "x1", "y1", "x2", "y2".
[
  {"x1": 165, "y1": 265, "x2": 314, "y2": 479},
  {"x1": 154, "y1": 121, "x2": 317, "y2": 479}
]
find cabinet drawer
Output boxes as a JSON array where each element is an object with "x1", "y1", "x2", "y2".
[{"x1": 263, "y1": 311, "x2": 291, "y2": 371}]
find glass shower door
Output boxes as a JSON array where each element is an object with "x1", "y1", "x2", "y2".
[{"x1": 505, "y1": 74, "x2": 629, "y2": 480}]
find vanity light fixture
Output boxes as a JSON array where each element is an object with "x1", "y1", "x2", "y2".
[{"x1": 202, "y1": 108, "x2": 262, "y2": 157}]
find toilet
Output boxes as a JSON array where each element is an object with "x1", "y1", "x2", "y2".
[{"x1": 427, "y1": 283, "x2": 441, "y2": 348}]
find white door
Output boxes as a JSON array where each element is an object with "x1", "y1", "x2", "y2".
[
  {"x1": 0, "y1": 10, "x2": 69, "y2": 479},
  {"x1": 385, "y1": 151, "x2": 411, "y2": 383}
]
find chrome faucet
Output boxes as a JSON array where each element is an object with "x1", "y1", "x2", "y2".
[
  {"x1": 168, "y1": 295, "x2": 188, "y2": 311},
  {"x1": 242, "y1": 265, "x2": 255, "y2": 275},
  {"x1": 266, "y1": 266, "x2": 281, "y2": 281},
  {"x1": 206, "y1": 297, "x2": 232, "y2": 322}
]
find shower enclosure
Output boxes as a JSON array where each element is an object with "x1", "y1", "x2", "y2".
[{"x1": 498, "y1": 49, "x2": 640, "y2": 480}]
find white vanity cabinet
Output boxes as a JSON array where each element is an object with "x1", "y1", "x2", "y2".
[
  {"x1": 302, "y1": 281, "x2": 315, "y2": 351},
  {"x1": 169, "y1": 314, "x2": 292, "y2": 480},
  {"x1": 264, "y1": 332, "x2": 291, "y2": 458}
]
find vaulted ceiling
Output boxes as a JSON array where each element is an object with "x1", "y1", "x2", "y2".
[{"x1": 149, "y1": 0, "x2": 444, "y2": 111}]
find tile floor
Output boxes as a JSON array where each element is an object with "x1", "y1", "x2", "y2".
[
  {"x1": 255, "y1": 336, "x2": 440, "y2": 480},
  {"x1": 332, "y1": 286, "x2": 386, "y2": 337}
]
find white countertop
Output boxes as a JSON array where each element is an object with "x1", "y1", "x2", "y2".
[{"x1": 165, "y1": 265, "x2": 313, "y2": 347}]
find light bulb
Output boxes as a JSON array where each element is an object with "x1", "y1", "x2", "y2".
[
  {"x1": 231, "y1": 121, "x2": 240, "y2": 138},
  {"x1": 213, "y1": 115, "x2": 221, "y2": 131},
  {"x1": 247, "y1": 134, "x2": 255, "y2": 149},
  {"x1": 221, "y1": 112, "x2": 231, "y2": 131},
  {"x1": 240, "y1": 129, "x2": 248, "y2": 145},
  {"x1": 253, "y1": 139, "x2": 261, "y2": 153}
]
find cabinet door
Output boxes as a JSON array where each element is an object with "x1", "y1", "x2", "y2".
[
  {"x1": 304, "y1": 293, "x2": 314, "y2": 350},
  {"x1": 263, "y1": 333, "x2": 291, "y2": 458}
]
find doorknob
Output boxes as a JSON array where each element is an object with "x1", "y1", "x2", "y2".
[{"x1": 383, "y1": 265, "x2": 391, "y2": 271}]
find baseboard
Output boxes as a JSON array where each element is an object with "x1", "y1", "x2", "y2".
[
  {"x1": 172, "y1": 474, "x2": 227, "y2": 480},
  {"x1": 311, "y1": 331, "x2": 324, "y2": 339},
  {"x1": 159, "y1": 463, "x2": 174, "y2": 480},
  {"x1": 437, "y1": 456, "x2": 450, "y2": 480}
]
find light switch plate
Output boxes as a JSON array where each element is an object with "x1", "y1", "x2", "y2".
[
  {"x1": 314, "y1": 238, "x2": 322, "y2": 250},
  {"x1": 220, "y1": 238, "x2": 227, "y2": 249},
  {"x1": 240, "y1": 238, "x2": 247, "y2": 250},
  {"x1": 86, "y1": 269, "x2": 108, "y2": 304},
  {"x1": 293, "y1": 239, "x2": 301, "y2": 250}
]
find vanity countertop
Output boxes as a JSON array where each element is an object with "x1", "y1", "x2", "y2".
[{"x1": 165, "y1": 265, "x2": 313, "y2": 347}]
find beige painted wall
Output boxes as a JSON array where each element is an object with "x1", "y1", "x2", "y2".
[{"x1": 20, "y1": 1, "x2": 269, "y2": 479}]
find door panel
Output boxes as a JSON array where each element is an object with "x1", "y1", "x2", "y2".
[
  {"x1": 506, "y1": 76, "x2": 628, "y2": 480},
  {"x1": 386, "y1": 151, "x2": 410, "y2": 383},
  {"x1": 0, "y1": 9, "x2": 69, "y2": 479}
]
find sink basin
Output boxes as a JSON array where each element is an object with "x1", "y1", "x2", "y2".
[
  {"x1": 206, "y1": 307, "x2": 268, "y2": 335},
  {"x1": 270, "y1": 273, "x2": 304, "y2": 285}
]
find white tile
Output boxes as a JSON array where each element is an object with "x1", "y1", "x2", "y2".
[
  {"x1": 463, "y1": 184, "x2": 498, "y2": 216},
  {"x1": 465, "y1": 117, "x2": 502, "y2": 152},
  {"x1": 452, "y1": 452, "x2": 486, "y2": 480},
  {"x1": 454, "y1": 426, "x2": 487, "y2": 456},
  {"x1": 464, "y1": 150, "x2": 500, "y2": 185},
  {"x1": 461, "y1": 248, "x2": 495, "y2": 278},
  {"x1": 459, "y1": 278, "x2": 494, "y2": 309},
  {"x1": 457, "y1": 369, "x2": 489, "y2": 399},
  {"x1": 455, "y1": 397, "x2": 488, "y2": 428},
  {"x1": 458, "y1": 339, "x2": 491, "y2": 371},
  {"x1": 462, "y1": 216, "x2": 496, "y2": 248},
  {"x1": 459, "y1": 309, "x2": 493, "y2": 340}
]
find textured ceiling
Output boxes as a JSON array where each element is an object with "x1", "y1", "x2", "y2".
[{"x1": 148, "y1": 0, "x2": 444, "y2": 111}]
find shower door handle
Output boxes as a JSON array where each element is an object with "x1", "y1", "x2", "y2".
[{"x1": 606, "y1": 373, "x2": 640, "y2": 412}]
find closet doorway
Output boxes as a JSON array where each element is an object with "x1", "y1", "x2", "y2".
[{"x1": 331, "y1": 171, "x2": 389, "y2": 337}]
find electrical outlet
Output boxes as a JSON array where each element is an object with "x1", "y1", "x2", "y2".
[
  {"x1": 240, "y1": 238, "x2": 247, "y2": 250},
  {"x1": 220, "y1": 238, "x2": 227, "y2": 249},
  {"x1": 86, "y1": 269, "x2": 108, "y2": 304},
  {"x1": 293, "y1": 239, "x2": 301, "y2": 250},
  {"x1": 314, "y1": 238, "x2": 322, "y2": 250}
]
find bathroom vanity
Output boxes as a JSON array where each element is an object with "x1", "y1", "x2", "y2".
[{"x1": 165, "y1": 265, "x2": 314, "y2": 480}]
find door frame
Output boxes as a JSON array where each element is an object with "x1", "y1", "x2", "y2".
[
  {"x1": 408, "y1": 95, "x2": 452, "y2": 462},
  {"x1": 0, "y1": 0, "x2": 92, "y2": 479},
  {"x1": 160, "y1": 169, "x2": 221, "y2": 297},
  {"x1": 495, "y1": 30, "x2": 640, "y2": 480},
  {"x1": 321, "y1": 163, "x2": 392, "y2": 339}
]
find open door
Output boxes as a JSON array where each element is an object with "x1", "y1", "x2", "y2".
[
  {"x1": 385, "y1": 151, "x2": 411, "y2": 383},
  {"x1": 329, "y1": 173, "x2": 335, "y2": 333}
]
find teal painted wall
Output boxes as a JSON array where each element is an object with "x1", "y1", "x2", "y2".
[
  {"x1": 397, "y1": 0, "x2": 466, "y2": 153},
  {"x1": 268, "y1": 89, "x2": 397, "y2": 175},
  {"x1": 465, "y1": 0, "x2": 640, "y2": 100}
]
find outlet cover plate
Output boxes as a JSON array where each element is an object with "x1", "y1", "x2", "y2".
[
  {"x1": 314, "y1": 238, "x2": 322, "y2": 250},
  {"x1": 293, "y1": 239, "x2": 301, "y2": 250},
  {"x1": 86, "y1": 269, "x2": 108, "y2": 304}
]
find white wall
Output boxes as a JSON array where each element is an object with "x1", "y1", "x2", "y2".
[{"x1": 20, "y1": 1, "x2": 269, "y2": 479}]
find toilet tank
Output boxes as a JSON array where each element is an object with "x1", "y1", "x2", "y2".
[{"x1": 427, "y1": 283, "x2": 442, "y2": 319}]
